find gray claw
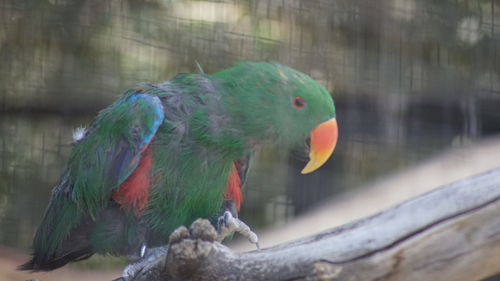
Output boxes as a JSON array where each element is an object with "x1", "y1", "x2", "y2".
[
  {"x1": 122, "y1": 246, "x2": 168, "y2": 280},
  {"x1": 140, "y1": 244, "x2": 147, "y2": 258},
  {"x1": 223, "y1": 211, "x2": 231, "y2": 227}
]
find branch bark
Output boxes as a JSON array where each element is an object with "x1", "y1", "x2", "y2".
[{"x1": 120, "y1": 167, "x2": 500, "y2": 281}]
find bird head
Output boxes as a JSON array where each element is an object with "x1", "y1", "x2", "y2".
[{"x1": 214, "y1": 62, "x2": 337, "y2": 174}]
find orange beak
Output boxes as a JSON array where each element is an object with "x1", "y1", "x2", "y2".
[{"x1": 301, "y1": 118, "x2": 338, "y2": 174}]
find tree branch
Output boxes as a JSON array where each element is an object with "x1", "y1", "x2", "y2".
[{"x1": 119, "y1": 167, "x2": 500, "y2": 281}]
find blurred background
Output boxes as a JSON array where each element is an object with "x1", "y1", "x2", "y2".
[{"x1": 1, "y1": 0, "x2": 500, "y2": 280}]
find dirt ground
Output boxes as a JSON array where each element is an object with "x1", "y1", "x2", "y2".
[{"x1": 3, "y1": 137, "x2": 500, "y2": 281}]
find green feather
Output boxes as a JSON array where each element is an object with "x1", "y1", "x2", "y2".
[{"x1": 24, "y1": 61, "x2": 336, "y2": 270}]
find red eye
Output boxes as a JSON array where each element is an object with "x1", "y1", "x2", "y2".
[{"x1": 293, "y1": 96, "x2": 306, "y2": 109}]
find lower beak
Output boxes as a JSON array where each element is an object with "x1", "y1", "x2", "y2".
[{"x1": 301, "y1": 118, "x2": 338, "y2": 174}]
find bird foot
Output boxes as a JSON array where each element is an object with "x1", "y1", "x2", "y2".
[
  {"x1": 217, "y1": 211, "x2": 259, "y2": 249},
  {"x1": 120, "y1": 246, "x2": 168, "y2": 281}
]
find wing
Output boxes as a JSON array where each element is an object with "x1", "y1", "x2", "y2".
[
  {"x1": 24, "y1": 91, "x2": 164, "y2": 268},
  {"x1": 224, "y1": 154, "x2": 252, "y2": 214},
  {"x1": 69, "y1": 92, "x2": 164, "y2": 217}
]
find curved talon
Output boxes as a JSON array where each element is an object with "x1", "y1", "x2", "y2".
[
  {"x1": 122, "y1": 246, "x2": 168, "y2": 280},
  {"x1": 223, "y1": 211, "x2": 231, "y2": 227},
  {"x1": 140, "y1": 244, "x2": 147, "y2": 258},
  {"x1": 217, "y1": 217, "x2": 223, "y2": 232}
]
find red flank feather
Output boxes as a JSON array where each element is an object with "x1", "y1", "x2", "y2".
[
  {"x1": 224, "y1": 162, "x2": 243, "y2": 211},
  {"x1": 112, "y1": 147, "x2": 153, "y2": 213}
]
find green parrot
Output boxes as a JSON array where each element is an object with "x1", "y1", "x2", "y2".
[{"x1": 20, "y1": 61, "x2": 338, "y2": 271}]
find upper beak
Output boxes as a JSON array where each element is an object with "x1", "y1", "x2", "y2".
[{"x1": 301, "y1": 118, "x2": 338, "y2": 174}]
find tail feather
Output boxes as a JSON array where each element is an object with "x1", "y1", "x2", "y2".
[
  {"x1": 18, "y1": 211, "x2": 95, "y2": 272},
  {"x1": 19, "y1": 172, "x2": 141, "y2": 271},
  {"x1": 18, "y1": 171, "x2": 95, "y2": 271},
  {"x1": 18, "y1": 248, "x2": 93, "y2": 272}
]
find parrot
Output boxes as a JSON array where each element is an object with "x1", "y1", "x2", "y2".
[{"x1": 19, "y1": 61, "x2": 338, "y2": 272}]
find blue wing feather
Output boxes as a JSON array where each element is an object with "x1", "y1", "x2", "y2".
[{"x1": 126, "y1": 93, "x2": 164, "y2": 148}]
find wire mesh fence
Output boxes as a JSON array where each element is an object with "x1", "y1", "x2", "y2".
[{"x1": 0, "y1": 2, "x2": 499, "y2": 278}]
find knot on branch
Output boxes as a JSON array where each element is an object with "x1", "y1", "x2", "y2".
[{"x1": 167, "y1": 219, "x2": 219, "y2": 280}]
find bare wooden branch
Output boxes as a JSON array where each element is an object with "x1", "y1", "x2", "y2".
[{"x1": 119, "y1": 167, "x2": 500, "y2": 281}]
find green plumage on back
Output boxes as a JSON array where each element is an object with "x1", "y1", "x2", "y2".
[{"x1": 20, "y1": 62, "x2": 337, "y2": 271}]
